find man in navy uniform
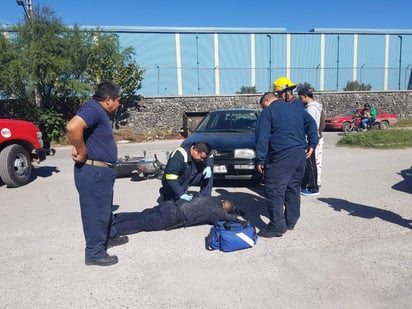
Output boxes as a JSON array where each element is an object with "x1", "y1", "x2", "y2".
[
  {"x1": 255, "y1": 81, "x2": 318, "y2": 238},
  {"x1": 66, "y1": 81, "x2": 128, "y2": 266}
]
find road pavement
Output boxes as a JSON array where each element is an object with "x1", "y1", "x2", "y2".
[{"x1": 0, "y1": 132, "x2": 411, "y2": 308}]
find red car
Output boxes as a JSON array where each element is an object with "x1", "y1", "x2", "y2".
[{"x1": 325, "y1": 107, "x2": 398, "y2": 131}]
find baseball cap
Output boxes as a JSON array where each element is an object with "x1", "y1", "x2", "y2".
[{"x1": 297, "y1": 86, "x2": 313, "y2": 97}]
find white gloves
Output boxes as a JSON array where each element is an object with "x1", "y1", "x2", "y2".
[
  {"x1": 179, "y1": 193, "x2": 193, "y2": 201},
  {"x1": 203, "y1": 166, "x2": 212, "y2": 179}
]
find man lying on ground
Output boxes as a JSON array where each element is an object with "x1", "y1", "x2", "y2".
[{"x1": 114, "y1": 196, "x2": 244, "y2": 235}]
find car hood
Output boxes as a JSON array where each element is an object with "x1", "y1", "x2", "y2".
[{"x1": 181, "y1": 131, "x2": 256, "y2": 149}]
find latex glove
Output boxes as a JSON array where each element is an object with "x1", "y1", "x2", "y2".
[
  {"x1": 203, "y1": 166, "x2": 212, "y2": 179},
  {"x1": 179, "y1": 193, "x2": 193, "y2": 201}
]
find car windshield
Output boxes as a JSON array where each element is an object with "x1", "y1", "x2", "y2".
[{"x1": 195, "y1": 110, "x2": 259, "y2": 132}]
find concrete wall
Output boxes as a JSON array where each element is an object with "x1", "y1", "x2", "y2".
[{"x1": 121, "y1": 91, "x2": 412, "y2": 132}]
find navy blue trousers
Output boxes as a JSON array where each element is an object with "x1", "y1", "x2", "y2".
[
  {"x1": 115, "y1": 201, "x2": 179, "y2": 235},
  {"x1": 74, "y1": 164, "x2": 117, "y2": 260},
  {"x1": 264, "y1": 147, "x2": 306, "y2": 231}
]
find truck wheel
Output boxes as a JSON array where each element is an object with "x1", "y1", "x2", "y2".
[{"x1": 0, "y1": 144, "x2": 32, "y2": 188}]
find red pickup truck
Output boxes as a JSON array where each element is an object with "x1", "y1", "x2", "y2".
[{"x1": 0, "y1": 119, "x2": 53, "y2": 187}]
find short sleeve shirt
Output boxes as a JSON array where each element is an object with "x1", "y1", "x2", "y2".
[{"x1": 76, "y1": 99, "x2": 117, "y2": 164}]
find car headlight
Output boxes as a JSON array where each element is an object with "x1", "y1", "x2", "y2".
[{"x1": 234, "y1": 148, "x2": 255, "y2": 159}]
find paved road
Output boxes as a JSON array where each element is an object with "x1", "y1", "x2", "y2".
[{"x1": 1, "y1": 132, "x2": 411, "y2": 308}]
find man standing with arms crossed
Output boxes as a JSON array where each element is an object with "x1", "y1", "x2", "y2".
[
  {"x1": 255, "y1": 82, "x2": 318, "y2": 238},
  {"x1": 66, "y1": 81, "x2": 128, "y2": 266}
]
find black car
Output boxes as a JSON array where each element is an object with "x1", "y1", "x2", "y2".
[{"x1": 181, "y1": 109, "x2": 260, "y2": 181}]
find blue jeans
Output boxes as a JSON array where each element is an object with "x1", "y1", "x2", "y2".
[
  {"x1": 264, "y1": 147, "x2": 306, "y2": 231},
  {"x1": 361, "y1": 117, "x2": 375, "y2": 129}
]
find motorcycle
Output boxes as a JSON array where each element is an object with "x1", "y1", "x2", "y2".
[{"x1": 113, "y1": 151, "x2": 167, "y2": 181}]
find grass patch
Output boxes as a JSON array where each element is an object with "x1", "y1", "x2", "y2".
[
  {"x1": 337, "y1": 129, "x2": 412, "y2": 149},
  {"x1": 392, "y1": 118, "x2": 412, "y2": 128}
]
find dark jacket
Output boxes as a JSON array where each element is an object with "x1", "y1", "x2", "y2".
[
  {"x1": 115, "y1": 196, "x2": 239, "y2": 235},
  {"x1": 255, "y1": 99, "x2": 319, "y2": 165},
  {"x1": 161, "y1": 145, "x2": 212, "y2": 200},
  {"x1": 168, "y1": 196, "x2": 238, "y2": 229}
]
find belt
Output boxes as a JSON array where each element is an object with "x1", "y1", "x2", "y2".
[{"x1": 84, "y1": 159, "x2": 114, "y2": 168}]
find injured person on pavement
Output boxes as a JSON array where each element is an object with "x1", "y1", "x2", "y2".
[{"x1": 114, "y1": 196, "x2": 244, "y2": 235}]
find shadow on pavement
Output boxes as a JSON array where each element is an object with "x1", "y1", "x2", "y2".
[
  {"x1": 33, "y1": 166, "x2": 60, "y2": 178},
  {"x1": 0, "y1": 166, "x2": 59, "y2": 188},
  {"x1": 214, "y1": 186, "x2": 268, "y2": 230},
  {"x1": 392, "y1": 167, "x2": 412, "y2": 194},
  {"x1": 318, "y1": 197, "x2": 412, "y2": 230}
]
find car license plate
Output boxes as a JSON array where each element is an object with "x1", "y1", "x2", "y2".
[{"x1": 213, "y1": 165, "x2": 227, "y2": 174}]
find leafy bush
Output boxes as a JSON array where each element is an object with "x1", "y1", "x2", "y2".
[
  {"x1": 38, "y1": 110, "x2": 66, "y2": 142},
  {"x1": 337, "y1": 129, "x2": 412, "y2": 149},
  {"x1": 344, "y1": 81, "x2": 372, "y2": 91}
]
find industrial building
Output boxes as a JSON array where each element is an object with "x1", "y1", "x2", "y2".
[{"x1": 97, "y1": 26, "x2": 412, "y2": 96}]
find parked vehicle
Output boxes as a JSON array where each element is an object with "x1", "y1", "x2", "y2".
[
  {"x1": 325, "y1": 107, "x2": 398, "y2": 132},
  {"x1": 181, "y1": 109, "x2": 261, "y2": 181},
  {"x1": 0, "y1": 119, "x2": 53, "y2": 187}
]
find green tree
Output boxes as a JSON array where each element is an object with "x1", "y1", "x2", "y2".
[
  {"x1": 0, "y1": 4, "x2": 144, "y2": 139},
  {"x1": 237, "y1": 86, "x2": 257, "y2": 94},
  {"x1": 344, "y1": 80, "x2": 372, "y2": 91}
]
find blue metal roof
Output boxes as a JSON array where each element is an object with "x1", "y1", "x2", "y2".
[
  {"x1": 81, "y1": 25, "x2": 287, "y2": 34},
  {"x1": 309, "y1": 28, "x2": 412, "y2": 34}
]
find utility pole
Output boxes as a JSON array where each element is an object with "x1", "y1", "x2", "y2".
[
  {"x1": 16, "y1": 0, "x2": 32, "y2": 20},
  {"x1": 27, "y1": 0, "x2": 33, "y2": 19},
  {"x1": 266, "y1": 35, "x2": 272, "y2": 91},
  {"x1": 398, "y1": 35, "x2": 403, "y2": 90}
]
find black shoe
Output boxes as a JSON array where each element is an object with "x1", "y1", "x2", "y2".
[
  {"x1": 287, "y1": 224, "x2": 295, "y2": 230},
  {"x1": 258, "y1": 228, "x2": 287, "y2": 238},
  {"x1": 107, "y1": 235, "x2": 129, "y2": 248},
  {"x1": 85, "y1": 255, "x2": 118, "y2": 266}
]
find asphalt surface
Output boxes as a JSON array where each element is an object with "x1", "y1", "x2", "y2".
[{"x1": 1, "y1": 132, "x2": 411, "y2": 309}]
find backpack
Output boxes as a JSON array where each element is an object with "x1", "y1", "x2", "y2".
[{"x1": 205, "y1": 220, "x2": 258, "y2": 252}]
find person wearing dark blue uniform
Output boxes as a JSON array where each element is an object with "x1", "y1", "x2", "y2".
[
  {"x1": 114, "y1": 196, "x2": 242, "y2": 235},
  {"x1": 255, "y1": 79, "x2": 319, "y2": 238},
  {"x1": 159, "y1": 142, "x2": 214, "y2": 202},
  {"x1": 66, "y1": 81, "x2": 128, "y2": 266}
]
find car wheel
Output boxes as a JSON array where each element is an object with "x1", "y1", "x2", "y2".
[
  {"x1": 344, "y1": 124, "x2": 352, "y2": 135},
  {"x1": 0, "y1": 144, "x2": 32, "y2": 188},
  {"x1": 379, "y1": 121, "x2": 389, "y2": 130},
  {"x1": 341, "y1": 122, "x2": 350, "y2": 132}
]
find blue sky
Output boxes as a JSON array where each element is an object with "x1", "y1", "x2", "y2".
[{"x1": 1, "y1": 0, "x2": 412, "y2": 32}]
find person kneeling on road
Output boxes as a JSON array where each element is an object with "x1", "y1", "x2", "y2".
[
  {"x1": 158, "y1": 142, "x2": 214, "y2": 202},
  {"x1": 114, "y1": 196, "x2": 244, "y2": 235}
]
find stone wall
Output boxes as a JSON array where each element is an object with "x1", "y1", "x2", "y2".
[{"x1": 121, "y1": 91, "x2": 412, "y2": 132}]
